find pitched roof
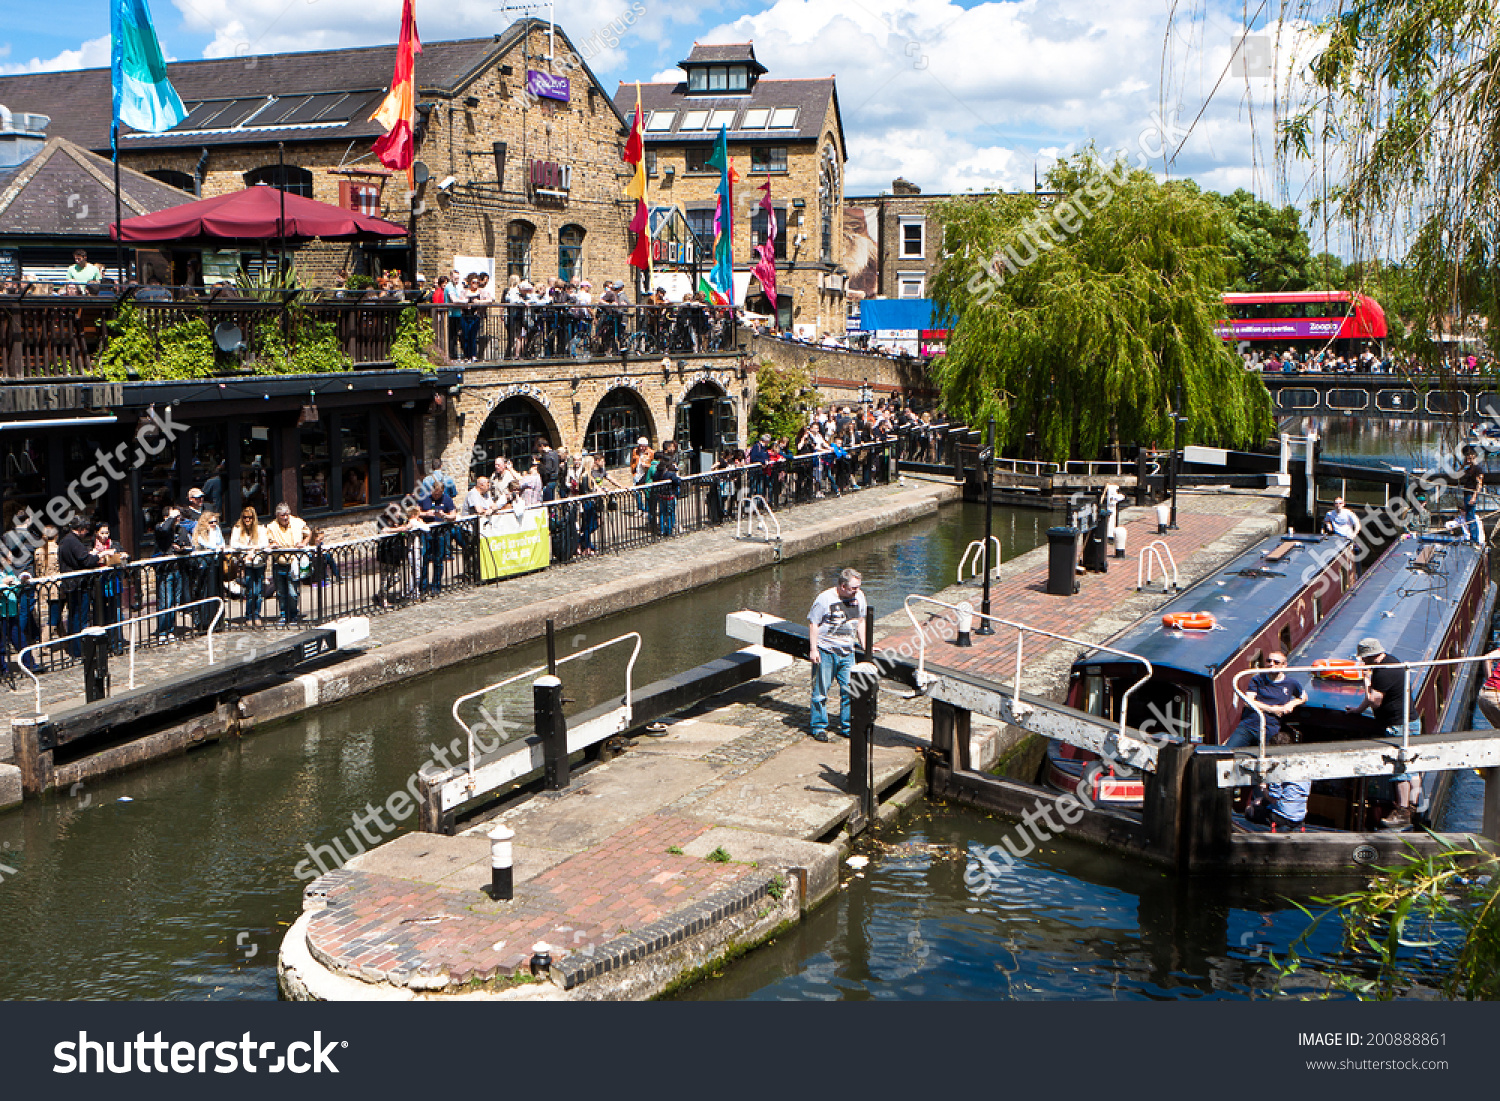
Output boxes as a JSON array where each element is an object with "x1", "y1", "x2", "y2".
[
  {"x1": 679, "y1": 43, "x2": 765, "y2": 73},
  {"x1": 0, "y1": 137, "x2": 197, "y2": 236},
  {"x1": 613, "y1": 78, "x2": 841, "y2": 148},
  {"x1": 0, "y1": 20, "x2": 629, "y2": 153}
]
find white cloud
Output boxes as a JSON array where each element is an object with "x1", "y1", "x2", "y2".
[{"x1": 0, "y1": 34, "x2": 110, "y2": 75}]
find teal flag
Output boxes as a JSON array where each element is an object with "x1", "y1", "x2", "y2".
[
  {"x1": 705, "y1": 126, "x2": 734, "y2": 303},
  {"x1": 111, "y1": 0, "x2": 187, "y2": 146}
]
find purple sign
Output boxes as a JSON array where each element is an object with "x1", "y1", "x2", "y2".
[
  {"x1": 1216, "y1": 319, "x2": 1343, "y2": 341},
  {"x1": 526, "y1": 70, "x2": 570, "y2": 103}
]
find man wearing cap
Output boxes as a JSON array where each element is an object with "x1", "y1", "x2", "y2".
[
  {"x1": 1347, "y1": 637, "x2": 1421, "y2": 828},
  {"x1": 1224, "y1": 651, "x2": 1306, "y2": 749}
]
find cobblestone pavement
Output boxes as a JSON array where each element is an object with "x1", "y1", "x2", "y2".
[{"x1": 2, "y1": 478, "x2": 954, "y2": 731}]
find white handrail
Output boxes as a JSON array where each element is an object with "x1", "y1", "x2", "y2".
[
  {"x1": 450, "y1": 631, "x2": 642, "y2": 782},
  {"x1": 1229, "y1": 651, "x2": 1495, "y2": 776},
  {"x1": 957, "y1": 537, "x2": 1002, "y2": 583},
  {"x1": 1136, "y1": 540, "x2": 1179, "y2": 592},
  {"x1": 18, "y1": 597, "x2": 225, "y2": 715},
  {"x1": 902, "y1": 594, "x2": 1154, "y2": 740},
  {"x1": 735, "y1": 495, "x2": 781, "y2": 542}
]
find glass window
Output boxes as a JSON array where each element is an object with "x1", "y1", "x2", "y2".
[
  {"x1": 686, "y1": 208, "x2": 715, "y2": 247},
  {"x1": 146, "y1": 169, "x2": 194, "y2": 192},
  {"x1": 584, "y1": 390, "x2": 651, "y2": 467},
  {"x1": 680, "y1": 109, "x2": 709, "y2": 130},
  {"x1": 901, "y1": 220, "x2": 925, "y2": 257},
  {"x1": 688, "y1": 68, "x2": 707, "y2": 92},
  {"x1": 340, "y1": 415, "x2": 370, "y2": 508},
  {"x1": 190, "y1": 425, "x2": 228, "y2": 517},
  {"x1": 646, "y1": 150, "x2": 658, "y2": 177},
  {"x1": 0, "y1": 436, "x2": 46, "y2": 537},
  {"x1": 769, "y1": 107, "x2": 799, "y2": 129},
  {"x1": 377, "y1": 420, "x2": 407, "y2": 501},
  {"x1": 559, "y1": 224, "x2": 585, "y2": 281},
  {"x1": 239, "y1": 425, "x2": 273, "y2": 518},
  {"x1": 728, "y1": 66, "x2": 748, "y2": 92},
  {"x1": 685, "y1": 147, "x2": 714, "y2": 173},
  {"x1": 507, "y1": 220, "x2": 534, "y2": 279},
  {"x1": 473, "y1": 398, "x2": 552, "y2": 476},
  {"x1": 751, "y1": 146, "x2": 787, "y2": 173},
  {"x1": 709, "y1": 66, "x2": 727, "y2": 91},
  {"x1": 898, "y1": 275, "x2": 925, "y2": 298},
  {"x1": 709, "y1": 109, "x2": 736, "y2": 131},
  {"x1": 243, "y1": 164, "x2": 313, "y2": 197},
  {"x1": 300, "y1": 418, "x2": 332, "y2": 512},
  {"x1": 646, "y1": 110, "x2": 676, "y2": 132},
  {"x1": 749, "y1": 206, "x2": 786, "y2": 259},
  {"x1": 740, "y1": 108, "x2": 769, "y2": 129}
]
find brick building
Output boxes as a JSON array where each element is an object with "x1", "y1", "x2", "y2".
[
  {"x1": 0, "y1": 19, "x2": 636, "y2": 289},
  {"x1": 844, "y1": 178, "x2": 945, "y2": 304},
  {"x1": 613, "y1": 43, "x2": 850, "y2": 338}
]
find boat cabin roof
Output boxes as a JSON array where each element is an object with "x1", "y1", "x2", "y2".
[
  {"x1": 1075, "y1": 534, "x2": 1349, "y2": 681},
  {"x1": 1290, "y1": 534, "x2": 1486, "y2": 716}
]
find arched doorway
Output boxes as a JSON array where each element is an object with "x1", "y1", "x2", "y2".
[
  {"x1": 472, "y1": 397, "x2": 555, "y2": 475},
  {"x1": 584, "y1": 388, "x2": 654, "y2": 468},
  {"x1": 674, "y1": 382, "x2": 738, "y2": 473}
]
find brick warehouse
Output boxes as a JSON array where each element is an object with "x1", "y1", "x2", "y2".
[
  {"x1": 0, "y1": 19, "x2": 636, "y2": 288},
  {"x1": 613, "y1": 43, "x2": 850, "y2": 340}
]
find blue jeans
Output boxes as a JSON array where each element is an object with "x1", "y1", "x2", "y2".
[
  {"x1": 242, "y1": 567, "x2": 265, "y2": 620},
  {"x1": 156, "y1": 565, "x2": 184, "y2": 634},
  {"x1": 658, "y1": 494, "x2": 676, "y2": 536},
  {"x1": 1463, "y1": 498, "x2": 1482, "y2": 543},
  {"x1": 273, "y1": 563, "x2": 300, "y2": 622},
  {"x1": 810, "y1": 647, "x2": 855, "y2": 737}
]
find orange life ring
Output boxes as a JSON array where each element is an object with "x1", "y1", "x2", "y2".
[
  {"x1": 1162, "y1": 611, "x2": 1216, "y2": 630},
  {"x1": 1312, "y1": 658, "x2": 1364, "y2": 680}
]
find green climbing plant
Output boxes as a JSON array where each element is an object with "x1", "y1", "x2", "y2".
[
  {"x1": 389, "y1": 306, "x2": 437, "y2": 371},
  {"x1": 96, "y1": 302, "x2": 217, "y2": 381},
  {"x1": 251, "y1": 313, "x2": 352, "y2": 375}
]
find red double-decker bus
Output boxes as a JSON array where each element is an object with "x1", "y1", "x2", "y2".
[{"x1": 1218, "y1": 290, "x2": 1388, "y2": 361}]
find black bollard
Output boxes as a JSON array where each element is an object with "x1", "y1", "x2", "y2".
[
  {"x1": 488, "y1": 823, "x2": 514, "y2": 900},
  {"x1": 535, "y1": 674, "x2": 569, "y2": 790},
  {"x1": 849, "y1": 660, "x2": 879, "y2": 829},
  {"x1": 80, "y1": 627, "x2": 109, "y2": 703}
]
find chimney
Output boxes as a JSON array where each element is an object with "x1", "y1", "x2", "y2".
[
  {"x1": 0, "y1": 106, "x2": 51, "y2": 169},
  {"x1": 891, "y1": 177, "x2": 921, "y2": 196}
]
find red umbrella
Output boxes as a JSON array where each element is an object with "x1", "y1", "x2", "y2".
[{"x1": 110, "y1": 185, "x2": 407, "y2": 244}]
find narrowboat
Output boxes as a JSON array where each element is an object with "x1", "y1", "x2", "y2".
[
  {"x1": 1276, "y1": 533, "x2": 1496, "y2": 830},
  {"x1": 1049, "y1": 532, "x2": 1358, "y2": 802}
]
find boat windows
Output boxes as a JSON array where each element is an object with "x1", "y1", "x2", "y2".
[
  {"x1": 1122, "y1": 680, "x2": 1200, "y2": 743},
  {"x1": 1279, "y1": 626, "x2": 1292, "y2": 654}
]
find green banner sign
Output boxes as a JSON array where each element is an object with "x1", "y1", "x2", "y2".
[{"x1": 478, "y1": 508, "x2": 551, "y2": 581}]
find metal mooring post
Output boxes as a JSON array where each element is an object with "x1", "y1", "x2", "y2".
[
  {"x1": 849, "y1": 661, "x2": 879, "y2": 829},
  {"x1": 80, "y1": 627, "x2": 109, "y2": 703},
  {"x1": 535, "y1": 674, "x2": 569, "y2": 791},
  {"x1": 488, "y1": 823, "x2": 515, "y2": 900},
  {"x1": 545, "y1": 618, "x2": 557, "y2": 677}
]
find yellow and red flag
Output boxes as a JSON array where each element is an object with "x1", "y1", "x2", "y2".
[
  {"x1": 623, "y1": 84, "x2": 651, "y2": 276},
  {"x1": 371, "y1": 0, "x2": 421, "y2": 179}
]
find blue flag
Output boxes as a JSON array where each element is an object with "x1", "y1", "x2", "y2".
[
  {"x1": 111, "y1": 0, "x2": 186, "y2": 148},
  {"x1": 705, "y1": 126, "x2": 734, "y2": 304}
]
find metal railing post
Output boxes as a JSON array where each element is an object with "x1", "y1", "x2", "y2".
[
  {"x1": 535, "y1": 674, "x2": 568, "y2": 791},
  {"x1": 849, "y1": 661, "x2": 879, "y2": 828},
  {"x1": 80, "y1": 627, "x2": 109, "y2": 703}
]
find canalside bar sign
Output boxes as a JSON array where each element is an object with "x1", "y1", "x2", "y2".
[{"x1": 526, "y1": 70, "x2": 570, "y2": 102}]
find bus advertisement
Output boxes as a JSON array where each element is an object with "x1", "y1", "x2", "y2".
[{"x1": 1217, "y1": 291, "x2": 1387, "y2": 356}]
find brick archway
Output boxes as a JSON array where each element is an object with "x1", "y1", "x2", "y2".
[
  {"x1": 468, "y1": 393, "x2": 563, "y2": 475},
  {"x1": 583, "y1": 387, "x2": 657, "y2": 468}
]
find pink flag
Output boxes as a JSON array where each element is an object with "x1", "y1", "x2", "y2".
[{"x1": 751, "y1": 178, "x2": 777, "y2": 309}]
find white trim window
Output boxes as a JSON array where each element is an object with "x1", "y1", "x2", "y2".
[
  {"x1": 899, "y1": 216, "x2": 925, "y2": 259},
  {"x1": 897, "y1": 273, "x2": 925, "y2": 298}
]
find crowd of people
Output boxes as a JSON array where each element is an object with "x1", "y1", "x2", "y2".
[{"x1": 1243, "y1": 346, "x2": 1496, "y2": 374}]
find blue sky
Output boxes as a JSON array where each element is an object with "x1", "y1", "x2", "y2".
[{"x1": 1, "y1": 0, "x2": 1338, "y2": 243}]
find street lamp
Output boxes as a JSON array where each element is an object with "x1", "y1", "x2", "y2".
[
  {"x1": 1169, "y1": 411, "x2": 1187, "y2": 530},
  {"x1": 859, "y1": 378, "x2": 872, "y2": 406},
  {"x1": 977, "y1": 416, "x2": 996, "y2": 635}
]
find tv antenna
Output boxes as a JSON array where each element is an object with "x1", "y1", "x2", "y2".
[{"x1": 497, "y1": 0, "x2": 555, "y2": 63}]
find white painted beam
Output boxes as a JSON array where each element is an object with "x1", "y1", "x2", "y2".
[{"x1": 1215, "y1": 730, "x2": 1500, "y2": 787}]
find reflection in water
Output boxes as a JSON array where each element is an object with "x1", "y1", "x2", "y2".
[{"x1": 677, "y1": 808, "x2": 1365, "y2": 1002}]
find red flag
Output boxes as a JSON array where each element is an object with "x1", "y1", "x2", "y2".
[
  {"x1": 623, "y1": 96, "x2": 651, "y2": 273},
  {"x1": 371, "y1": 0, "x2": 421, "y2": 172}
]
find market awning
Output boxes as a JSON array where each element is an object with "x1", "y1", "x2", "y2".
[{"x1": 109, "y1": 185, "x2": 407, "y2": 246}]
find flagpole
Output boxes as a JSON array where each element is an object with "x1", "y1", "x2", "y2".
[
  {"x1": 277, "y1": 141, "x2": 288, "y2": 277},
  {"x1": 113, "y1": 128, "x2": 126, "y2": 286}
]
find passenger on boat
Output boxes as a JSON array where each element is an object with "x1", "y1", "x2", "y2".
[
  {"x1": 1322, "y1": 497, "x2": 1361, "y2": 541},
  {"x1": 1474, "y1": 648, "x2": 1500, "y2": 729},
  {"x1": 1246, "y1": 730, "x2": 1308, "y2": 830},
  {"x1": 1224, "y1": 651, "x2": 1306, "y2": 748},
  {"x1": 1345, "y1": 637, "x2": 1421, "y2": 829},
  {"x1": 1459, "y1": 447, "x2": 1485, "y2": 545}
]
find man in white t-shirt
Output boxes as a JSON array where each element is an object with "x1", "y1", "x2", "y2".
[
  {"x1": 1322, "y1": 496, "x2": 1361, "y2": 540},
  {"x1": 807, "y1": 568, "x2": 868, "y2": 742}
]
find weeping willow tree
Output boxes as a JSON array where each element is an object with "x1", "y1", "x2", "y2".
[
  {"x1": 929, "y1": 152, "x2": 1274, "y2": 464},
  {"x1": 1279, "y1": 0, "x2": 1500, "y2": 359}
]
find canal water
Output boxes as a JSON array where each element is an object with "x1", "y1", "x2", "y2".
[{"x1": 0, "y1": 501, "x2": 1041, "y2": 1001}]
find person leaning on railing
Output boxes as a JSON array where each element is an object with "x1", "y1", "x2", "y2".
[
  {"x1": 265, "y1": 503, "x2": 312, "y2": 625},
  {"x1": 229, "y1": 507, "x2": 268, "y2": 622}
]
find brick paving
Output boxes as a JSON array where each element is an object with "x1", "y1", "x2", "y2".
[{"x1": 305, "y1": 814, "x2": 761, "y2": 990}]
